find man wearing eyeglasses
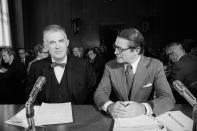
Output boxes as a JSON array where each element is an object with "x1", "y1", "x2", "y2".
[
  {"x1": 165, "y1": 42, "x2": 197, "y2": 103},
  {"x1": 27, "y1": 44, "x2": 49, "y2": 73},
  {"x1": 94, "y1": 28, "x2": 175, "y2": 118}
]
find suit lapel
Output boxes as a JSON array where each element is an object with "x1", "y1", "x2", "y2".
[
  {"x1": 130, "y1": 56, "x2": 148, "y2": 100},
  {"x1": 42, "y1": 58, "x2": 54, "y2": 97},
  {"x1": 42, "y1": 57, "x2": 53, "y2": 79},
  {"x1": 59, "y1": 67, "x2": 67, "y2": 86},
  {"x1": 64, "y1": 56, "x2": 73, "y2": 92}
]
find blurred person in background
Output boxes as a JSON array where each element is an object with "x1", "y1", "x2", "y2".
[
  {"x1": 165, "y1": 42, "x2": 197, "y2": 103},
  {"x1": 0, "y1": 47, "x2": 26, "y2": 103},
  {"x1": 27, "y1": 44, "x2": 49, "y2": 73},
  {"x1": 72, "y1": 47, "x2": 84, "y2": 58},
  {"x1": 17, "y1": 48, "x2": 32, "y2": 70},
  {"x1": 87, "y1": 48, "x2": 106, "y2": 86}
]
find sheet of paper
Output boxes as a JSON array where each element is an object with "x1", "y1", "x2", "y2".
[
  {"x1": 5, "y1": 106, "x2": 40, "y2": 128},
  {"x1": 35, "y1": 102, "x2": 73, "y2": 126},
  {"x1": 156, "y1": 111, "x2": 193, "y2": 131},
  {"x1": 113, "y1": 115, "x2": 165, "y2": 131},
  {"x1": 5, "y1": 102, "x2": 73, "y2": 128}
]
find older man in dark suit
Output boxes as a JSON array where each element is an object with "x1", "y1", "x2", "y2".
[
  {"x1": 0, "y1": 48, "x2": 26, "y2": 103},
  {"x1": 165, "y1": 42, "x2": 197, "y2": 103},
  {"x1": 94, "y1": 28, "x2": 175, "y2": 118},
  {"x1": 27, "y1": 25, "x2": 96, "y2": 104}
]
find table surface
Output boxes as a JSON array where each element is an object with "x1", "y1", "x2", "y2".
[{"x1": 0, "y1": 104, "x2": 193, "y2": 131}]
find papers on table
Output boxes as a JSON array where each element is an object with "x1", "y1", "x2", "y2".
[
  {"x1": 5, "y1": 106, "x2": 40, "y2": 128},
  {"x1": 5, "y1": 102, "x2": 73, "y2": 128},
  {"x1": 113, "y1": 110, "x2": 193, "y2": 131},
  {"x1": 35, "y1": 102, "x2": 73, "y2": 126},
  {"x1": 113, "y1": 115, "x2": 164, "y2": 131},
  {"x1": 156, "y1": 111, "x2": 193, "y2": 131}
]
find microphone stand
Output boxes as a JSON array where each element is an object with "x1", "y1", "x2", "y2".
[
  {"x1": 173, "y1": 80, "x2": 197, "y2": 131},
  {"x1": 193, "y1": 104, "x2": 197, "y2": 131},
  {"x1": 25, "y1": 88, "x2": 40, "y2": 131},
  {"x1": 25, "y1": 76, "x2": 46, "y2": 131},
  {"x1": 25, "y1": 101, "x2": 35, "y2": 131}
]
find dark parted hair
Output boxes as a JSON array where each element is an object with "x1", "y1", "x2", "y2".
[
  {"x1": 1, "y1": 47, "x2": 15, "y2": 56},
  {"x1": 118, "y1": 28, "x2": 145, "y2": 54},
  {"x1": 34, "y1": 44, "x2": 45, "y2": 55}
]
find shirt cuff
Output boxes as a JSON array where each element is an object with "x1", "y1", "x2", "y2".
[
  {"x1": 101, "y1": 101, "x2": 114, "y2": 112},
  {"x1": 142, "y1": 103, "x2": 153, "y2": 115}
]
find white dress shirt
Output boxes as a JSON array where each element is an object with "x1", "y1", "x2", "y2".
[{"x1": 52, "y1": 57, "x2": 67, "y2": 83}]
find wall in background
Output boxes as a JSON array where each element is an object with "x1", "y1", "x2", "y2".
[
  {"x1": 17, "y1": 0, "x2": 153, "y2": 49},
  {"x1": 8, "y1": 0, "x2": 197, "y2": 50}
]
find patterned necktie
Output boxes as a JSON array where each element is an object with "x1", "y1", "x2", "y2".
[
  {"x1": 125, "y1": 64, "x2": 134, "y2": 96},
  {"x1": 51, "y1": 62, "x2": 66, "y2": 68}
]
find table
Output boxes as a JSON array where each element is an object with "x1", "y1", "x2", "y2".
[
  {"x1": 0, "y1": 105, "x2": 113, "y2": 131},
  {"x1": 0, "y1": 104, "x2": 193, "y2": 131}
]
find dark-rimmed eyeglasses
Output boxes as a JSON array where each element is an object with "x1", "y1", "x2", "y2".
[
  {"x1": 41, "y1": 51, "x2": 49, "y2": 54},
  {"x1": 166, "y1": 52, "x2": 174, "y2": 56},
  {"x1": 113, "y1": 44, "x2": 137, "y2": 53}
]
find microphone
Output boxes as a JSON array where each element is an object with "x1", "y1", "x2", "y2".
[
  {"x1": 173, "y1": 80, "x2": 196, "y2": 106},
  {"x1": 173, "y1": 80, "x2": 197, "y2": 131},
  {"x1": 27, "y1": 76, "x2": 46, "y2": 103},
  {"x1": 25, "y1": 76, "x2": 46, "y2": 130}
]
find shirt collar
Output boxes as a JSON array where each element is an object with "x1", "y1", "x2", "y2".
[
  {"x1": 177, "y1": 54, "x2": 185, "y2": 62},
  {"x1": 9, "y1": 58, "x2": 14, "y2": 65},
  {"x1": 37, "y1": 57, "x2": 41, "y2": 60},
  {"x1": 124, "y1": 55, "x2": 141, "y2": 74}
]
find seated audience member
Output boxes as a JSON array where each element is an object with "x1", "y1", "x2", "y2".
[
  {"x1": 72, "y1": 47, "x2": 84, "y2": 58},
  {"x1": 27, "y1": 44, "x2": 49, "y2": 73},
  {"x1": 165, "y1": 42, "x2": 197, "y2": 103},
  {"x1": 17, "y1": 48, "x2": 32, "y2": 69},
  {"x1": 94, "y1": 27, "x2": 175, "y2": 118},
  {"x1": 27, "y1": 24, "x2": 96, "y2": 104},
  {"x1": 0, "y1": 48, "x2": 9, "y2": 68},
  {"x1": 0, "y1": 47, "x2": 26, "y2": 103},
  {"x1": 191, "y1": 47, "x2": 197, "y2": 57},
  {"x1": 87, "y1": 48, "x2": 106, "y2": 85},
  {"x1": 0, "y1": 49, "x2": 2, "y2": 66},
  {"x1": 98, "y1": 45, "x2": 108, "y2": 60}
]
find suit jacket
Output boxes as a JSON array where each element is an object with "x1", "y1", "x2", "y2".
[
  {"x1": 0, "y1": 57, "x2": 26, "y2": 103},
  {"x1": 26, "y1": 55, "x2": 96, "y2": 104},
  {"x1": 171, "y1": 54, "x2": 197, "y2": 98},
  {"x1": 94, "y1": 55, "x2": 175, "y2": 116},
  {"x1": 91, "y1": 54, "x2": 106, "y2": 86}
]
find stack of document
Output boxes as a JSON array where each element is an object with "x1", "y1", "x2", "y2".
[
  {"x1": 156, "y1": 111, "x2": 193, "y2": 131},
  {"x1": 5, "y1": 102, "x2": 73, "y2": 128},
  {"x1": 113, "y1": 115, "x2": 164, "y2": 131}
]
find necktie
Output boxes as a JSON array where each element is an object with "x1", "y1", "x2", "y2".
[
  {"x1": 21, "y1": 59, "x2": 25, "y2": 64},
  {"x1": 51, "y1": 62, "x2": 66, "y2": 68},
  {"x1": 125, "y1": 64, "x2": 134, "y2": 96}
]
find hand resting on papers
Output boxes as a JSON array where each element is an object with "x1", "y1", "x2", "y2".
[{"x1": 107, "y1": 101, "x2": 146, "y2": 118}]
